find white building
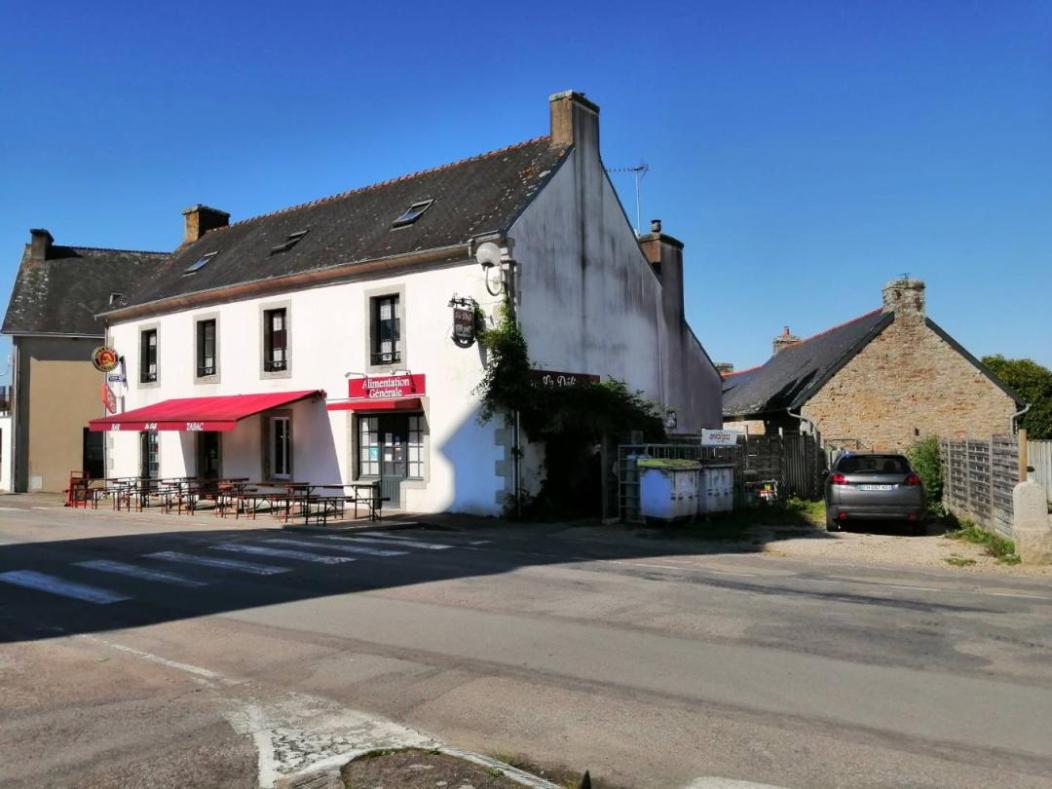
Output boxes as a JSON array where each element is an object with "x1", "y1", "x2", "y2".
[{"x1": 93, "y1": 91, "x2": 722, "y2": 515}]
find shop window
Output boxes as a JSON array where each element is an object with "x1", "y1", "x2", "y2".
[
  {"x1": 264, "y1": 308, "x2": 288, "y2": 372},
  {"x1": 140, "y1": 431, "x2": 159, "y2": 479},
  {"x1": 358, "y1": 416, "x2": 379, "y2": 477},
  {"x1": 140, "y1": 329, "x2": 158, "y2": 383},
  {"x1": 269, "y1": 416, "x2": 291, "y2": 479},
  {"x1": 197, "y1": 319, "x2": 217, "y2": 378},
  {"x1": 370, "y1": 295, "x2": 401, "y2": 365},
  {"x1": 408, "y1": 415, "x2": 424, "y2": 480}
]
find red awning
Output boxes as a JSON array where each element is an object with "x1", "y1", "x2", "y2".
[
  {"x1": 326, "y1": 397, "x2": 422, "y2": 412},
  {"x1": 88, "y1": 390, "x2": 325, "y2": 432}
]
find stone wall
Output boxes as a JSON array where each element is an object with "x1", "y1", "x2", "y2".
[{"x1": 802, "y1": 303, "x2": 1017, "y2": 452}]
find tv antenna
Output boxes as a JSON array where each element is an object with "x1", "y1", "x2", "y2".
[{"x1": 605, "y1": 161, "x2": 649, "y2": 235}]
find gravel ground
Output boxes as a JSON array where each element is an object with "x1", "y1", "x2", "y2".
[{"x1": 757, "y1": 523, "x2": 1052, "y2": 576}]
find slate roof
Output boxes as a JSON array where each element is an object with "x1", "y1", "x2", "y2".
[
  {"x1": 2, "y1": 245, "x2": 168, "y2": 337},
  {"x1": 722, "y1": 309, "x2": 893, "y2": 418},
  {"x1": 119, "y1": 136, "x2": 571, "y2": 312}
]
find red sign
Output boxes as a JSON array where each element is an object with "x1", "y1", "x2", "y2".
[
  {"x1": 347, "y1": 374, "x2": 426, "y2": 400},
  {"x1": 100, "y1": 383, "x2": 117, "y2": 414},
  {"x1": 529, "y1": 369, "x2": 600, "y2": 388}
]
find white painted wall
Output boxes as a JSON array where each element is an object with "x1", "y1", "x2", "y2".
[
  {"x1": 106, "y1": 262, "x2": 506, "y2": 514},
  {"x1": 510, "y1": 148, "x2": 722, "y2": 432},
  {"x1": 0, "y1": 414, "x2": 12, "y2": 492}
]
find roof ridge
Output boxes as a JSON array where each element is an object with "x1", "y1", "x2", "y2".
[
  {"x1": 61, "y1": 245, "x2": 170, "y2": 257},
  {"x1": 722, "y1": 364, "x2": 762, "y2": 379},
  {"x1": 208, "y1": 135, "x2": 559, "y2": 235},
  {"x1": 792, "y1": 307, "x2": 884, "y2": 348}
]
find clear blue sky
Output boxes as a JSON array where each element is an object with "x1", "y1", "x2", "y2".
[{"x1": 1, "y1": 0, "x2": 1049, "y2": 379}]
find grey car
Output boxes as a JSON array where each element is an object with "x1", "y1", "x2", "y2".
[{"x1": 824, "y1": 453, "x2": 926, "y2": 533}]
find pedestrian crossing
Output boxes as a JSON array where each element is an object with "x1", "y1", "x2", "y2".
[{"x1": 0, "y1": 531, "x2": 473, "y2": 606}]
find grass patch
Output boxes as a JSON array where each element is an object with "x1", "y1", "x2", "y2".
[
  {"x1": 636, "y1": 497, "x2": 825, "y2": 542},
  {"x1": 947, "y1": 520, "x2": 1021, "y2": 564},
  {"x1": 944, "y1": 556, "x2": 977, "y2": 567},
  {"x1": 488, "y1": 752, "x2": 627, "y2": 789}
]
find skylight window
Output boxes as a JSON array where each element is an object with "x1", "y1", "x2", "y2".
[
  {"x1": 270, "y1": 229, "x2": 309, "y2": 255},
  {"x1": 392, "y1": 199, "x2": 434, "y2": 229},
  {"x1": 183, "y1": 252, "x2": 217, "y2": 275}
]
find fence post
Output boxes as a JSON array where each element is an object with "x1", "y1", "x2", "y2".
[{"x1": 1018, "y1": 428, "x2": 1028, "y2": 482}]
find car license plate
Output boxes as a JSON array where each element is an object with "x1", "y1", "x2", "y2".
[{"x1": 859, "y1": 484, "x2": 893, "y2": 491}]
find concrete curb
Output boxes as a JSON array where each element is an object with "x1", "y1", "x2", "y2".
[{"x1": 275, "y1": 745, "x2": 560, "y2": 789}]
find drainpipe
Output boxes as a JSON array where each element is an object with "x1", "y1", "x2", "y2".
[
  {"x1": 1012, "y1": 402, "x2": 1031, "y2": 433},
  {"x1": 787, "y1": 407, "x2": 815, "y2": 437}
]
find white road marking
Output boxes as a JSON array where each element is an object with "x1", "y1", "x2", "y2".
[
  {"x1": 468, "y1": 539, "x2": 492, "y2": 545},
  {"x1": 76, "y1": 559, "x2": 209, "y2": 588},
  {"x1": 263, "y1": 537, "x2": 405, "y2": 557},
  {"x1": 989, "y1": 591, "x2": 1051, "y2": 601},
  {"x1": 0, "y1": 569, "x2": 132, "y2": 604},
  {"x1": 0, "y1": 506, "x2": 25, "y2": 511},
  {"x1": 148, "y1": 550, "x2": 290, "y2": 575},
  {"x1": 212, "y1": 543, "x2": 355, "y2": 564},
  {"x1": 888, "y1": 584, "x2": 941, "y2": 592},
  {"x1": 81, "y1": 635, "x2": 230, "y2": 687},
  {"x1": 330, "y1": 535, "x2": 452, "y2": 550}
]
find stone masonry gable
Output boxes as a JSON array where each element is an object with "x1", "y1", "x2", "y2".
[{"x1": 801, "y1": 303, "x2": 1017, "y2": 452}]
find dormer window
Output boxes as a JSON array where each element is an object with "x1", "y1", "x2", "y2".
[
  {"x1": 184, "y1": 252, "x2": 216, "y2": 275},
  {"x1": 391, "y1": 200, "x2": 434, "y2": 229},
  {"x1": 108, "y1": 292, "x2": 124, "y2": 307},
  {"x1": 270, "y1": 230, "x2": 309, "y2": 255}
]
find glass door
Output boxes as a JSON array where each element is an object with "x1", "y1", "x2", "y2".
[{"x1": 196, "y1": 432, "x2": 221, "y2": 480}]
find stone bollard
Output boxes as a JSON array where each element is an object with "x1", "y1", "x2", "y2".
[{"x1": 1013, "y1": 480, "x2": 1052, "y2": 564}]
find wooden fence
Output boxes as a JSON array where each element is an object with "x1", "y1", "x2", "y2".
[
  {"x1": 1028, "y1": 440, "x2": 1052, "y2": 503},
  {"x1": 941, "y1": 435, "x2": 1018, "y2": 538}
]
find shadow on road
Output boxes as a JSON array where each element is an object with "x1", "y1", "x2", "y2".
[{"x1": 0, "y1": 502, "x2": 845, "y2": 645}]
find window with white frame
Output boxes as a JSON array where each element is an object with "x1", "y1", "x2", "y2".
[
  {"x1": 269, "y1": 416, "x2": 291, "y2": 479},
  {"x1": 407, "y1": 415, "x2": 424, "y2": 480},
  {"x1": 358, "y1": 416, "x2": 379, "y2": 477},
  {"x1": 140, "y1": 328, "x2": 158, "y2": 383},
  {"x1": 264, "y1": 308, "x2": 288, "y2": 372}
]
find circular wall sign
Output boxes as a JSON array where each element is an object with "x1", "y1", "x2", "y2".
[{"x1": 91, "y1": 346, "x2": 119, "y2": 373}]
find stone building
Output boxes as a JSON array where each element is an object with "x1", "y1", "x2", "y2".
[
  {"x1": 1, "y1": 231, "x2": 165, "y2": 491},
  {"x1": 722, "y1": 279, "x2": 1024, "y2": 452}
]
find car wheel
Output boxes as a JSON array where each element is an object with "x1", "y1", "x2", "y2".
[{"x1": 826, "y1": 515, "x2": 839, "y2": 532}]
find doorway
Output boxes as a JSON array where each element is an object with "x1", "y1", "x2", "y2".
[
  {"x1": 82, "y1": 428, "x2": 104, "y2": 480},
  {"x1": 196, "y1": 432, "x2": 221, "y2": 479},
  {"x1": 357, "y1": 414, "x2": 424, "y2": 509}
]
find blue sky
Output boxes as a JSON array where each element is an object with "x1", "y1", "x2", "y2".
[{"x1": 1, "y1": 0, "x2": 1049, "y2": 380}]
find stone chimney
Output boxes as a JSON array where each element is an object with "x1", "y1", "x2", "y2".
[
  {"x1": 772, "y1": 326, "x2": 801, "y2": 355},
  {"x1": 181, "y1": 204, "x2": 230, "y2": 245},
  {"x1": 715, "y1": 362, "x2": 735, "y2": 376},
  {"x1": 549, "y1": 90, "x2": 600, "y2": 150},
  {"x1": 638, "y1": 218, "x2": 686, "y2": 322},
  {"x1": 29, "y1": 228, "x2": 53, "y2": 261},
  {"x1": 882, "y1": 277, "x2": 925, "y2": 320}
]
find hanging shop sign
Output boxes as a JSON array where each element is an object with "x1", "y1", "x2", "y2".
[
  {"x1": 701, "y1": 428, "x2": 739, "y2": 447},
  {"x1": 91, "y1": 346, "x2": 120, "y2": 373},
  {"x1": 448, "y1": 296, "x2": 480, "y2": 348},
  {"x1": 529, "y1": 369, "x2": 600, "y2": 388},
  {"x1": 347, "y1": 374, "x2": 427, "y2": 400},
  {"x1": 100, "y1": 383, "x2": 118, "y2": 414}
]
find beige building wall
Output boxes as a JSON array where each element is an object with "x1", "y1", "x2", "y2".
[
  {"x1": 16, "y1": 337, "x2": 103, "y2": 492},
  {"x1": 801, "y1": 294, "x2": 1016, "y2": 452}
]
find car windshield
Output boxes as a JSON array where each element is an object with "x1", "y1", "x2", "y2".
[{"x1": 837, "y1": 455, "x2": 909, "y2": 475}]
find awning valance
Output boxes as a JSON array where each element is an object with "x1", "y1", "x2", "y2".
[
  {"x1": 88, "y1": 390, "x2": 325, "y2": 432},
  {"x1": 326, "y1": 397, "x2": 422, "y2": 412}
]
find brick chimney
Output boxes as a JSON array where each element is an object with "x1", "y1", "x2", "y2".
[
  {"x1": 882, "y1": 277, "x2": 925, "y2": 321},
  {"x1": 549, "y1": 90, "x2": 600, "y2": 151},
  {"x1": 29, "y1": 228, "x2": 53, "y2": 261},
  {"x1": 715, "y1": 362, "x2": 735, "y2": 376},
  {"x1": 639, "y1": 218, "x2": 686, "y2": 323},
  {"x1": 772, "y1": 326, "x2": 801, "y2": 355},
  {"x1": 181, "y1": 204, "x2": 229, "y2": 245}
]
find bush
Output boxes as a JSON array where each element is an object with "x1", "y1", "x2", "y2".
[{"x1": 908, "y1": 436, "x2": 943, "y2": 515}]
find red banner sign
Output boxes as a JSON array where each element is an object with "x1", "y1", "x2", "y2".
[{"x1": 347, "y1": 374, "x2": 426, "y2": 400}]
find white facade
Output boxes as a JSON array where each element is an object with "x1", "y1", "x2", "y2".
[
  {"x1": 101, "y1": 92, "x2": 723, "y2": 515},
  {"x1": 107, "y1": 263, "x2": 506, "y2": 514},
  {"x1": 0, "y1": 414, "x2": 12, "y2": 492}
]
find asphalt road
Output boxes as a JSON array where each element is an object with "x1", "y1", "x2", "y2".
[{"x1": 1, "y1": 498, "x2": 1051, "y2": 788}]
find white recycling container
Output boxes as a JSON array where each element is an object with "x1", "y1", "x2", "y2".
[
  {"x1": 638, "y1": 458, "x2": 702, "y2": 521},
  {"x1": 700, "y1": 464, "x2": 735, "y2": 514}
]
